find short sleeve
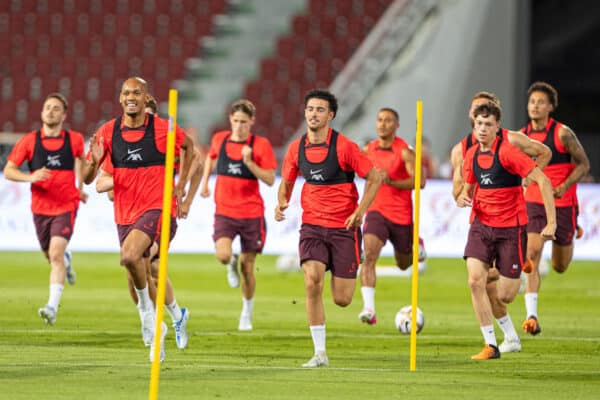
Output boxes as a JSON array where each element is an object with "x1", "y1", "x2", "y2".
[
  {"x1": 338, "y1": 136, "x2": 373, "y2": 178},
  {"x1": 281, "y1": 140, "x2": 300, "y2": 181},
  {"x1": 7, "y1": 133, "x2": 35, "y2": 167}
]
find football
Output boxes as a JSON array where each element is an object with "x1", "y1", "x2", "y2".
[
  {"x1": 275, "y1": 253, "x2": 301, "y2": 272},
  {"x1": 394, "y1": 305, "x2": 425, "y2": 334}
]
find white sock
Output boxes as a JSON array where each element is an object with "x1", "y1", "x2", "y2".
[
  {"x1": 309, "y1": 325, "x2": 326, "y2": 353},
  {"x1": 496, "y1": 314, "x2": 519, "y2": 340},
  {"x1": 47, "y1": 283, "x2": 64, "y2": 310},
  {"x1": 480, "y1": 324, "x2": 497, "y2": 347},
  {"x1": 525, "y1": 293, "x2": 538, "y2": 318},
  {"x1": 242, "y1": 297, "x2": 254, "y2": 316},
  {"x1": 135, "y1": 285, "x2": 153, "y2": 311},
  {"x1": 165, "y1": 300, "x2": 182, "y2": 322},
  {"x1": 361, "y1": 286, "x2": 375, "y2": 312}
]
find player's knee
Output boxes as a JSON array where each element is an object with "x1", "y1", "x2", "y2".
[
  {"x1": 48, "y1": 252, "x2": 63, "y2": 267},
  {"x1": 304, "y1": 274, "x2": 323, "y2": 294},
  {"x1": 498, "y1": 293, "x2": 515, "y2": 305},
  {"x1": 333, "y1": 293, "x2": 352, "y2": 307},
  {"x1": 553, "y1": 262, "x2": 569, "y2": 274},
  {"x1": 215, "y1": 250, "x2": 231, "y2": 265},
  {"x1": 527, "y1": 248, "x2": 541, "y2": 263},
  {"x1": 468, "y1": 276, "x2": 486, "y2": 292},
  {"x1": 120, "y1": 251, "x2": 139, "y2": 268},
  {"x1": 363, "y1": 251, "x2": 378, "y2": 265}
]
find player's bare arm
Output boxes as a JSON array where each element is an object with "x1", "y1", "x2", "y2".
[
  {"x1": 554, "y1": 125, "x2": 590, "y2": 198},
  {"x1": 450, "y1": 142, "x2": 464, "y2": 200},
  {"x1": 74, "y1": 157, "x2": 88, "y2": 203},
  {"x1": 344, "y1": 167, "x2": 382, "y2": 229},
  {"x1": 507, "y1": 130, "x2": 552, "y2": 169},
  {"x1": 3, "y1": 160, "x2": 51, "y2": 183},
  {"x1": 241, "y1": 145, "x2": 275, "y2": 186},
  {"x1": 199, "y1": 154, "x2": 215, "y2": 198},
  {"x1": 178, "y1": 147, "x2": 203, "y2": 219},
  {"x1": 275, "y1": 178, "x2": 295, "y2": 221},
  {"x1": 456, "y1": 182, "x2": 473, "y2": 208},
  {"x1": 83, "y1": 134, "x2": 104, "y2": 184},
  {"x1": 383, "y1": 147, "x2": 424, "y2": 190},
  {"x1": 527, "y1": 167, "x2": 557, "y2": 240},
  {"x1": 174, "y1": 133, "x2": 195, "y2": 200},
  {"x1": 95, "y1": 169, "x2": 114, "y2": 193}
]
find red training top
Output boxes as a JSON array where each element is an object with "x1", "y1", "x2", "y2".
[
  {"x1": 464, "y1": 136, "x2": 536, "y2": 227},
  {"x1": 92, "y1": 114, "x2": 185, "y2": 225},
  {"x1": 8, "y1": 128, "x2": 84, "y2": 215},
  {"x1": 282, "y1": 128, "x2": 373, "y2": 228},
  {"x1": 365, "y1": 137, "x2": 413, "y2": 225},
  {"x1": 208, "y1": 131, "x2": 277, "y2": 219}
]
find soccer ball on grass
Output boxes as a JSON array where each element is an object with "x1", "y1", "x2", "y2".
[{"x1": 394, "y1": 305, "x2": 425, "y2": 334}]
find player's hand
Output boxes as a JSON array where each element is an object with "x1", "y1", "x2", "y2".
[
  {"x1": 344, "y1": 210, "x2": 363, "y2": 229},
  {"x1": 30, "y1": 167, "x2": 51, "y2": 183},
  {"x1": 540, "y1": 223, "x2": 556, "y2": 241},
  {"x1": 241, "y1": 145, "x2": 253, "y2": 164},
  {"x1": 275, "y1": 201, "x2": 288, "y2": 221},
  {"x1": 79, "y1": 189, "x2": 89, "y2": 203},
  {"x1": 378, "y1": 168, "x2": 390, "y2": 184},
  {"x1": 456, "y1": 193, "x2": 472, "y2": 208},
  {"x1": 89, "y1": 134, "x2": 104, "y2": 163},
  {"x1": 522, "y1": 176, "x2": 531, "y2": 187},
  {"x1": 178, "y1": 199, "x2": 191, "y2": 219},
  {"x1": 175, "y1": 182, "x2": 186, "y2": 202},
  {"x1": 552, "y1": 183, "x2": 567, "y2": 198},
  {"x1": 200, "y1": 185, "x2": 210, "y2": 198}
]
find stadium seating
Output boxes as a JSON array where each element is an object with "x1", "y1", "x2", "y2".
[
  {"x1": 0, "y1": 0, "x2": 227, "y2": 135},
  {"x1": 238, "y1": 0, "x2": 392, "y2": 147}
]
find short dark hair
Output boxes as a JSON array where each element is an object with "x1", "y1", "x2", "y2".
[
  {"x1": 45, "y1": 93, "x2": 68, "y2": 111},
  {"x1": 527, "y1": 81, "x2": 558, "y2": 109},
  {"x1": 472, "y1": 91, "x2": 500, "y2": 107},
  {"x1": 378, "y1": 107, "x2": 399, "y2": 121},
  {"x1": 473, "y1": 101, "x2": 502, "y2": 121},
  {"x1": 230, "y1": 99, "x2": 256, "y2": 118},
  {"x1": 304, "y1": 89, "x2": 338, "y2": 118}
]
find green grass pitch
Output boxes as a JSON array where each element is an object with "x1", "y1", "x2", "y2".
[{"x1": 0, "y1": 251, "x2": 598, "y2": 399}]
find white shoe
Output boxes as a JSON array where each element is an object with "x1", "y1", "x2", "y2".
[
  {"x1": 499, "y1": 337, "x2": 522, "y2": 353},
  {"x1": 140, "y1": 309, "x2": 155, "y2": 347},
  {"x1": 302, "y1": 351, "x2": 329, "y2": 368},
  {"x1": 418, "y1": 237, "x2": 427, "y2": 262},
  {"x1": 150, "y1": 321, "x2": 167, "y2": 363},
  {"x1": 38, "y1": 305, "x2": 57, "y2": 325},
  {"x1": 64, "y1": 250, "x2": 76, "y2": 285},
  {"x1": 238, "y1": 312, "x2": 253, "y2": 331},
  {"x1": 358, "y1": 309, "x2": 377, "y2": 325},
  {"x1": 173, "y1": 307, "x2": 189, "y2": 349},
  {"x1": 227, "y1": 254, "x2": 240, "y2": 288}
]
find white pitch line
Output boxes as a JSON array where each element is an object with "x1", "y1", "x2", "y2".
[{"x1": 1, "y1": 329, "x2": 600, "y2": 342}]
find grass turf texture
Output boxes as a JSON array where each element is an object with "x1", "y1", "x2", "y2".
[{"x1": 1, "y1": 251, "x2": 598, "y2": 399}]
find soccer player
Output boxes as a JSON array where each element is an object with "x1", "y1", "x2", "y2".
[
  {"x1": 450, "y1": 91, "x2": 551, "y2": 353},
  {"x1": 3, "y1": 93, "x2": 86, "y2": 325},
  {"x1": 94, "y1": 94, "x2": 202, "y2": 349},
  {"x1": 275, "y1": 89, "x2": 382, "y2": 367},
  {"x1": 457, "y1": 101, "x2": 556, "y2": 360},
  {"x1": 200, "y1": 99, "x2": 277, "y2": 331},
  {"x1": 520, "y1": 82, "x2": 590, "y2": 335},
  {"x1": 83, "y1": 77, "x2": 195, "y2": 362},
  {"x1": 357, "y1": 107, "x2": 425, "y2": 325}
]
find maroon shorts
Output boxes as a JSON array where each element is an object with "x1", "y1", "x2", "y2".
[
  {"x1": 299, "y1": 223, "x2": 362, "y2": 279},
  {"x1": 117, "y1": 210, "x2": 177, "y2": 257},
  {"x1": 213, "y1": 214, "x2": 266, "y2": 253},
  {"x1": 363, "y1": 211, "x2": 412, "y2": 254},
  {"x1": 33, "y1": 210, "x2": 77, "y2": 251},
  {"x1": 464, "y1": 218, "x2": 527, "y2": 279},
  {"x1": 526, "y1": 202, "x2": 576, "y2": 246}
]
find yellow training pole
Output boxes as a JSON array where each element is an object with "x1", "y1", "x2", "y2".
[
  {"x1": 149, "y1": 89, "x2": 178, "y2": 400},
  {"x1": 409, "y1": 100, "x2": 423, "y2": 372}
]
